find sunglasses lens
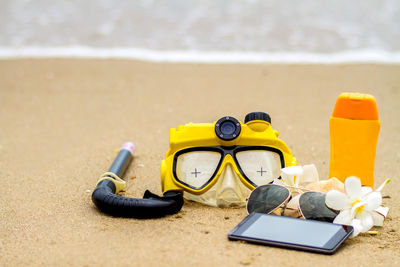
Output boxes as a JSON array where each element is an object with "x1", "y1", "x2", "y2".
[
  {"x1": 299, "y1": 192, "x2": 339, "y2": 222},
  {"x1": 247, "y1": 184, "x2": 290, "y2": 214}
]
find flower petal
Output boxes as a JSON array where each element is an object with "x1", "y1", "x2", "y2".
[
  {"x1": 375, "y1": 206, "x2": 389, "y2": 218},
  {"x1": 364, "y1": 192, "x2": 382, "y2": 211},
  {"x1": 326, "y1": 190, "x2": 350, "y2": 210},
  {"x1": 345, "y1": 176, "x2": 362, "y2": 201},
  {"x1": 333, "y1": 209, "x2": 352, "y2": 225},
  {"x1": 355, "y1": 211, "x2": 374, "y2": 232},
  {"x1": 371, "y1": 211, "x2": 384, "y2": 227},
  {"x1": 361, "y1": 186, "x2": 373, "y2": 196},
  {"x1": 372, "y1": 207, "x2": 389, "y2": 226},
  {"x1": 350, "y1": 219, "x2": 363, "y2": 238}
]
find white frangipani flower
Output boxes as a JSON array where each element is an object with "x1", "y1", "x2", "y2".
[{"x1": 325, "y1": 176, "x2": 385, "y2": 237}]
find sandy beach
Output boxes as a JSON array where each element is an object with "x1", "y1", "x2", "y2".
[{"x1": 1, "y1": 59, "x2": 399, "y2": 266}]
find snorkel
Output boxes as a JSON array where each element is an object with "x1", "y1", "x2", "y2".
[
  {"x1": 91, "y1": 142, "x2": 183, "y2": 218},
  {"x1": 92, "y1": 112, "x2": 296, "y2": 217}
]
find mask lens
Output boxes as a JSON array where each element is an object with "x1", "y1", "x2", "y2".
[
  {"x1": 236, "y1": 150, "x2": 281, "y2": 186},
  {"x1": 299, "y1": 192, "x2": 339, "y2": 222},
  {"x1": 247, "y1": 184, "x2": 290, "y2": 214},
  {"x1": 175, "y1": 151, "x2": 221, "y2": 189}
]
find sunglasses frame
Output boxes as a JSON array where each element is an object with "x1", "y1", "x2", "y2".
[
  {"x1": 247, "y1": 184, "x2": 325, "y2": 220},
  {"x1": 246, "y1": 184, "x2": 292, "y2": 216}
]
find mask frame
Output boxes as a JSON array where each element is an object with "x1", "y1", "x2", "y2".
[{"x1": 172, "y1": 145, "x2": 285, "y2": 193}]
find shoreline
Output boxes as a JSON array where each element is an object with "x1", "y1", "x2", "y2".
[{"x1": 1, "y1": 46, "x2": 400, "y2": 64}]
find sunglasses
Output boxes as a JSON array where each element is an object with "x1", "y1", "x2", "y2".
[{"x1": 246, "y1": 184, "x2": 339, "y2": 222}]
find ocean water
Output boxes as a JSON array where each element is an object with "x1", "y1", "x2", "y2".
[{"x1": 0, "y1": 0, "x2": 399, "y2": 63}]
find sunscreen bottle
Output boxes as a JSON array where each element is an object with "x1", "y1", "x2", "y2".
[{"x1": 329, "y1": 93, "x2": 380, "y2": 187}]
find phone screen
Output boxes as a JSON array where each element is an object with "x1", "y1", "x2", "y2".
[{"x1": 229, "y1": 213, "x2": 353, "y2": 253}]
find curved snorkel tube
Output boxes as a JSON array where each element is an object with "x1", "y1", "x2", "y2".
[{"x1": 91, "y1": 142, "x2": 183, "y2": 218}]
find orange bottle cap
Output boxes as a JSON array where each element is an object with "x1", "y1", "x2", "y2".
[{"x1": 332, "y1": 92, "x2": 379, "y2": 120}]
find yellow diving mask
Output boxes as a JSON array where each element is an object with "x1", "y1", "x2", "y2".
[{"x1": 161, "y1": 112, "x2": 297, "y2": 207}]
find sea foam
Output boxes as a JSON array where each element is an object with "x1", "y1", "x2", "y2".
[{"x1": 1, "y1": 46, "x2": 400, "y2": 64}]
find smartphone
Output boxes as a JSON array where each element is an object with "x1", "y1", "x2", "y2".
[{"x1": 228, "y1": 213, "x2": 353, "y2": 254}]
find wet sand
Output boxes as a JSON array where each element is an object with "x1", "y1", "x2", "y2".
[{"x1": 0, "y1": 59, "x2": 399, "y2": 266}]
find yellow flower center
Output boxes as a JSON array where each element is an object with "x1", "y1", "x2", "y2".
[
  {"x1": 352, "y1": 199, "x2": 365, "y2": 214},
  {"x1": 355, "y1": 205, "x2": 365, "y2": 214}
]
